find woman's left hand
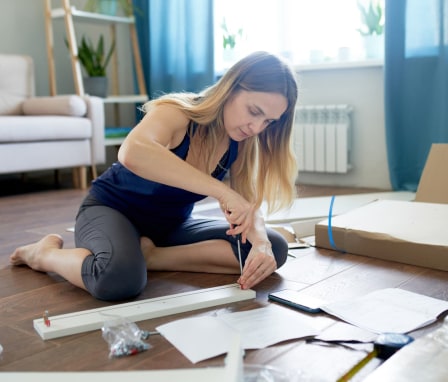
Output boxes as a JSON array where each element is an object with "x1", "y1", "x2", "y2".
[{"x1": 237, "y1": 241, "x2": 277, "y2": 290}]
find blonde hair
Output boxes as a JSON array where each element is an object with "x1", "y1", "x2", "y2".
[{"x1": 142, "y1": 51, "x2": 299, "y2": 213}]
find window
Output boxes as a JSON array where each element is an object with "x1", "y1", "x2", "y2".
[
  {"x1": 405, "y1": 0, "x2": 441, "y2": 57},
  {"x1": 214, "y1": 0, "x2": 385, "y2": 70}
]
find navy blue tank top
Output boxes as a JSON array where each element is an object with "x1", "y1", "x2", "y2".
[{"x1": 89, "y1": 129, "x2": 238, "y2": 231}]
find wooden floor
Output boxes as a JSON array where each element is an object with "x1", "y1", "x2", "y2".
[{"x1": 1, "y1": 179, "x2": 447, "y2": 380}]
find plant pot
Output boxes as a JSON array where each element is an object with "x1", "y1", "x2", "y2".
[
  {"x1": 363, "y1": 34, "x2": 384, "y2": 59},
  {"x1": 98, "y1": 0, "x2": 117, "y2": 16},
  {"x1": 83, "y1": 76, "x2": 108, "y2": 98}
]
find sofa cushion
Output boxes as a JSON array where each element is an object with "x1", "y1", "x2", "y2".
[
  {"x1": 0, "y1": 55, "x2": 34, "y2": 115},
  {"x1": 0, "y1": 92, "x2": 25, "y2": 115},
  {"x1": 0, "y1": 116, "x2": 92, "y2": 143},
  {"x1": 22, "y1": 95, "x2": 87, "y2": 117}
]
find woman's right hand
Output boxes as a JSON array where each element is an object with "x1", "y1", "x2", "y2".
[{"x1": 218, "y1": 190, "x2": 255, "y2": 243}]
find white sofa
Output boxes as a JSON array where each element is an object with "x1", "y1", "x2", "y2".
[{"x1": 0, "y1": 54, "x2": 105, "y2": 189}]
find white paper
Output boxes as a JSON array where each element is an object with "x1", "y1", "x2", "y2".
[
  {"x1": 217, "y1": 304, "x2": 326, "y2": 349},
  {"x1": 321, "y1": 288, "x2": 448, "y2": 334},
  {"x1": 156, "y1": 316, "x2": 236, "y2": 364},
  {"x1": 315, "y1": 321, "x2": 377, "y2": 343},
  {"x1": 157, "y1": 304, "x2": 326, "y2": 363}
]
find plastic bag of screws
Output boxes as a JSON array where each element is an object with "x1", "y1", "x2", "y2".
[{"x1": 101, "y1": 315, "x2": 154, "y2": 358}]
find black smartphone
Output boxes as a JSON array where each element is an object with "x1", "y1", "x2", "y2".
[{"x1": 268, "y1": 289, "x2": 325, "y2": 313}]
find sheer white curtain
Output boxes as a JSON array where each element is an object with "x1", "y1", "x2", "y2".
[{"x1": 214, "y1": 0, "x2": 373, "y2": 68}]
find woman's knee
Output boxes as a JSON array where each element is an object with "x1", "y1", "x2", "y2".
[
  {"x1": 85, "y1": 262, "x2": 147, "y2": 301},
  {"x1": 82, "y1": 249, "x2": 147, "y2": 301},
  {"x1": 92, "y1": 276, "x2": 147, "y2": 301},
  {"x1": 76, "y1": 205, "x2": 147, "y2": 300}
]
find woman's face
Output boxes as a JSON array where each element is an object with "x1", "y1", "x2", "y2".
[{"x1": 222, "y1": 90, "x2": 287, "y2": 141}]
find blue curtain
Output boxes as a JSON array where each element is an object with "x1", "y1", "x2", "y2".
[
  {"x1": 385, "y1": 0, "x2": 448, "y2": 190},
  {"x1": 133, "y1": 0, "x2": 215, "y2": 99},
  {"x1": 385, "y1": 0, "x2": 448, "y2": 191}
]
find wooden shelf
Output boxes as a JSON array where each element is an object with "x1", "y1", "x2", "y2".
[
  {"x1": 45, "y1": 0, "x2": 148, "y2": 160},
  {"x1": 104, "y1": 126, "x2": 133, "y2": 147},
  {"x1": 102, "y1": 95, "x2": 148, "y2": 104},
  {"x1": 105, "y1": 137, "x2": 126, "y2": 146},
  {"x1": 45, "y1": 0, "x2": 147, "y2": 99},
  {"x1": 50, "y1": 6, "x2": 135, "y2": 24}
]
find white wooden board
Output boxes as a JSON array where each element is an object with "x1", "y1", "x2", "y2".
[
  {"x1": 34, "y1": 284, "x2": 255, "y2": 340},
  {"x1": 192, "y1": 192, "x2": 416, "y2": 224},
  {"x1": 3, "y1": 369, "x2": 228, "y2": 382},
  {"x1": 3, "y1": 335, "x2": 243, "y2": 382}
]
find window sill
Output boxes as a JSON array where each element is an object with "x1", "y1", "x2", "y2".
[{"x1": 295, "y1": 59, "x2": 383, "y2": 72}]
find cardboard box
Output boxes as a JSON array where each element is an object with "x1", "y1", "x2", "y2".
[
  {"x1": 315, "y1": 144, "x2": 448, "y2": 271},
  {"x1": 415, "y1": 143, "x2": 448, "y2": 204}
]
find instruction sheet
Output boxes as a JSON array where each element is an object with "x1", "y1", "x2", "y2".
[
  {"x1": 156, "y1": 304, "x2": 333, "y2": 363},
  {"x1": 321, "y1": 288, "x2": 448, "y2": 334}
]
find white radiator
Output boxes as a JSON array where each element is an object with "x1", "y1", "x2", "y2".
[{"x1": 294, "y1": 104, "x2": 353, "y2": 173}]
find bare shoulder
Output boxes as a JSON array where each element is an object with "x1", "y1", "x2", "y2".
[
  {"x1": 146, "y1": 104, "x2": 186, "y2": 119},
  {"x1": 145, "y1": 103, "x2": 189, "y2": 124},
  {"x1": 134, "y1": 104, "x2": 190, "y2": 148}
]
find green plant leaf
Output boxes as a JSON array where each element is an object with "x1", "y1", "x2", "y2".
[
  {"x1": 73, "y1": 34, "x2": 115, "y2": 77},
  {"x1": 357, "y1": 0, "x2": 384, "y2": 36}
]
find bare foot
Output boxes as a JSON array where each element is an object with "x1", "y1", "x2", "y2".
[
  {"x1": 10, "y1": 234, "x2": 64, "y2": 271},
  {"x1": 140, "y1": 236, "x2": 156, "y2": 268}
]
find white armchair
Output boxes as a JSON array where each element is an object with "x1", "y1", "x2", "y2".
[{"x1": 0, "y1": 54, "x2": 105, "y2": 189}]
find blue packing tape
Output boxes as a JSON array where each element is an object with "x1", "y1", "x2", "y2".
[{"x1": 328, "y1": 195, "x2": 346, "y2": 253}]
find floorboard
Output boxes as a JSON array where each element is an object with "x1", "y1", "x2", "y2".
[{"x1": 2, "y1": 180, "x2": 445, "y2": 380}]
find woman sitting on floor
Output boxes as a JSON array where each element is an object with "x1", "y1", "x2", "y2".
[{"x1": 10, "y1": 51, "x2": 299, "y2": 301}]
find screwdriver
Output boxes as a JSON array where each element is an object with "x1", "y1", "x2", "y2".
[{"x1": 236, "y1": 233, "x2": 243, "y2": 275}]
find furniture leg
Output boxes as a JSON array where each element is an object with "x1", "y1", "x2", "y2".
[{"x1": 78, "y1": 166, "x2": 87, "y2": 189}]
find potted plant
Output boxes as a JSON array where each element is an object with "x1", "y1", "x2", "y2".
[
  {"x1": 76, "y1": 34, "x2": 115, "y2": 97},
  {"x1": 221, "y1": 17, "x2": 243, "y2": 64},
  {"x1": 357, "y1": 0, "x2": 384, "y2": 59}
]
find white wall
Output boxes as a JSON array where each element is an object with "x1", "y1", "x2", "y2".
[
  {"x1": 0, "y1": 0, "x2": 49, "y2": 95},
  {"x1": 0, "y1": 1, "x2": 391, "y2": 189},
  {"x1": 296, "y1": 62, "x2": 391, "y2": 190},
  {"x1": 0, "y1": 0, "x2": 139, "y2": 149}
]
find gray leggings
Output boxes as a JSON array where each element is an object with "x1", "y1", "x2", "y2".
[{"x1": 75, "y1": 196, "x2": 288, "y2": 301}]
